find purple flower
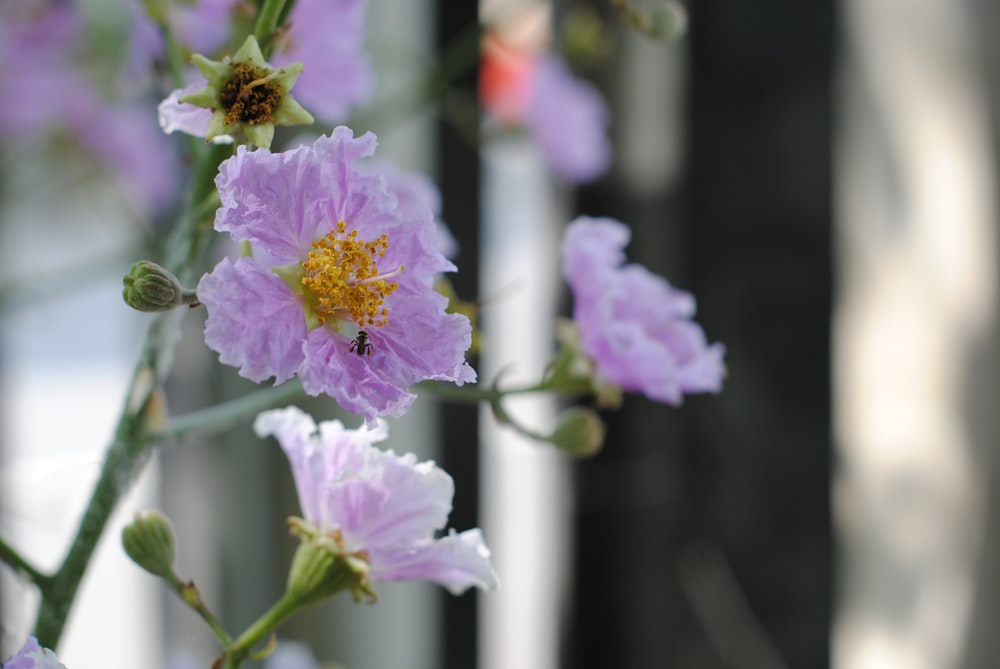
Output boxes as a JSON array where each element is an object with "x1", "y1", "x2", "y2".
[
  {"x1": 561, "y1": 217, "x2": 725, "y2": 404},
  {"x1": 271, "y1": 0, "x2": 374, "y2": 122},
  {"x1": 254, "y1": 406, "x2": 499, "y2": 594},
  {"x1": 526, "y1": 55, "x2": 611, "y2": 183},
  {"x1": 0, "y1": 2, "x2": 86, "y2": 140},
  {"x1": 2, "y1": 637, "x2": 68, "y2": 669},
  {"x1": 198, "y1": 128, "x2": 476, "y2": 420}
]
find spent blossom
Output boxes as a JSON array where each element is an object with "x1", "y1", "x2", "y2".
[
  {"x1": 255, "y1": 406, "x2": 498, "y2": 595},
  {"x1": 160, "y1": 35, "x2": 313, "y2": 148},
  {"x1": 197, "y1": 127, "x2": 476, "y2": 420},
  {"x1": 561, "y1": 216, "x2": 725, "y2": 404},
  {"x1": 154, "y1": 0, "x2": 372, "y2": 142},
  {"x1": 1, "y1": 637, "x2": 68, "y2": 669}
]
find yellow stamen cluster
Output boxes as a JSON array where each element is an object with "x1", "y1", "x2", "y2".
[
  {"x1": 220, "y1": 62, "x2": 282, "y2": 126},
  {"x1": 301, "y1": 221, "x2": 401, "y2": 328}
]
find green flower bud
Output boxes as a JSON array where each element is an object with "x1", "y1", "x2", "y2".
[
  {"x1": 562, "y1": 8, "x2": 615, "y2": 68},
  {"x1": 122, "y1": 510, "x2": 179, "y2": 582},
  {"x1": 123, "y1": 261, "x2": 198, "y2": 312},
  {"x1": 647, "y1": 3, "x2": 688, "y2": 41},
  {"x1": 548, "y1": 407, "x2": 606, "y2": 457},
  {"x1": 181, "y1": 35, "x2": 314, "y2": 148}
]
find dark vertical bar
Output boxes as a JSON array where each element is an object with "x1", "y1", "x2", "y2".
[
  {"x1": 684, "y1": 1, "x2": 834, "y2": 666},
  {"x1": 566, "y1": 1, "x2": 834, "y2": 667},
  {"x1": 436, "y1": 2, "x2": 481, "y2": 668}
]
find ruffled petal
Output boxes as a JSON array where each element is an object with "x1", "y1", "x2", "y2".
[
  {"x1": 299, "y1": 330, "x2": 417, "y2": 419},
  {"x1": 562, "y1": 216, "x2": 726, "y2": 404},
  {"x1": 198, "y1": 257, "x2": 307, "y2": 384},
  {"x1": 338, "y1": 449, "x2": 453, "y2": 550},
  {"x1": 369, "y1": 529, "x2": 499, "y2": 594},
  {"x1": 213, "y1": 128, "x2": 393, "y2": 264},
  {"x1": 561, "y1": 216, "x2": 629, "y2": 298}
]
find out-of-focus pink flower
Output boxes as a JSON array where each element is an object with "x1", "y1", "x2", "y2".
[
  {"x1": 480, "y1": 34, "x2": 611, "y2": 183},
  {"x1": 561, "y1": 216, "x2": 726, "y2": 404},
  {"x1": 271, "y1": 0, "x2": 374, "y2": 122},
  {"x1": 0, "y1": 1, "x2": 181, "y2": 216}
]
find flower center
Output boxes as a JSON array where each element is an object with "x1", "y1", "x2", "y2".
[
  {"x1": 220, "y1": 62, "x2": 282, "y2": 126},
  {"x1": 300, "y1": 221, "x2": 403, "y2": 329}
]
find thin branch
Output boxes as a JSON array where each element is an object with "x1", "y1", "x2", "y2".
[{"x1": 0, "y1": 534, "x2": 49, "y2": 587}]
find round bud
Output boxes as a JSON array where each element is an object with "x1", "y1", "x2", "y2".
[
  {"x1": 122, "y1": 509, "x2": 178, "y2": 581},
  {"x1": 548, "y1": 407, "x2": 606, "y2": 457},
  {"x1": 122, "y1": 261, "x2": 185, "y2": 312}
]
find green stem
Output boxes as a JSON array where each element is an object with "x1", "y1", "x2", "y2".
[
  {"x1": 223, "y1": 591, "x2": 302, "y2": 669},
  {"x1": 415, "y1": 379, "x2": 549, "y2": 403},
  {"x1": 31, "y1": 142, "x2": 234, "y2": 650},
  {"x1": 254, "y1": 0, "x2": 290, "y2": 48},
  {"x1": 0, "y1": 534, "x2": 49, "y2": 587},
  {"x1": 151, "y1": 9, "x2": 205, "y2": 160},
  {"x1": 172, "y1": 579, "x2": 233, "y2": 646},
  {"x1": 155, "y1": 380, "x2": 306, "y2": 446}
]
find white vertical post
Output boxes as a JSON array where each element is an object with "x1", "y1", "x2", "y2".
[
  {"x1": 478, "y1": 136, "x2": 570, "y2": 669},
  {"x1": 835, "y1": 1, "x2": 998, "y2": 667}
]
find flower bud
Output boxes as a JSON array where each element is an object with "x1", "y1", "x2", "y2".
[
  {"x1": 123, "y1": 261, "x2": 191, "y2": 312},
  {"x1": 122, "y1": 510, "x2": 179, "y2": 582},
  {"x1": 548, "y1": 407, "x2": 606, "y2": 457},
  {"x1": 648, "y1": 3, "x2": 687, "y2": 41}
]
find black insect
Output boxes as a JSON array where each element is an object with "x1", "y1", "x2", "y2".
[{"x1": 349, "y1": 330, "x2": 374, "y2": 357}]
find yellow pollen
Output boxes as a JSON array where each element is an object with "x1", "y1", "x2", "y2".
[{"x1": 300, "y1": 221, "x2": 402, "y2": 328}]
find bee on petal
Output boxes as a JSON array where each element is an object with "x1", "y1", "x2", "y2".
[{"x1": 350, "y1": 330, "x2": 374, "y2": 357}]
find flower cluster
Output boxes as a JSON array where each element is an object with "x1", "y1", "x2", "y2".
[
  {"x1": 198, "y1": 128, "x2": 475, "y2": 421},
  {"x1": 0, "y1": 1, "x2": 730, "y2": 665}
]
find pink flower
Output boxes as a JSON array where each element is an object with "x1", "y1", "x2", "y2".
[
  {"x1": 561, "y1": 217, "x2": 726, "y2": 404},
  {"x1": 197, "y1": 128, "x2": 476, "y2": 420},
  {"x1": 481, "y1": 35, "x2": 611, "y2": 183},
  {"x1": 255, "y1": 407, "x2": 498, "y2": 594}
]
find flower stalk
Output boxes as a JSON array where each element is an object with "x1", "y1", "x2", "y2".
[{"x1": 31, "y1": 141, "x2": 236, "y2": 651}]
